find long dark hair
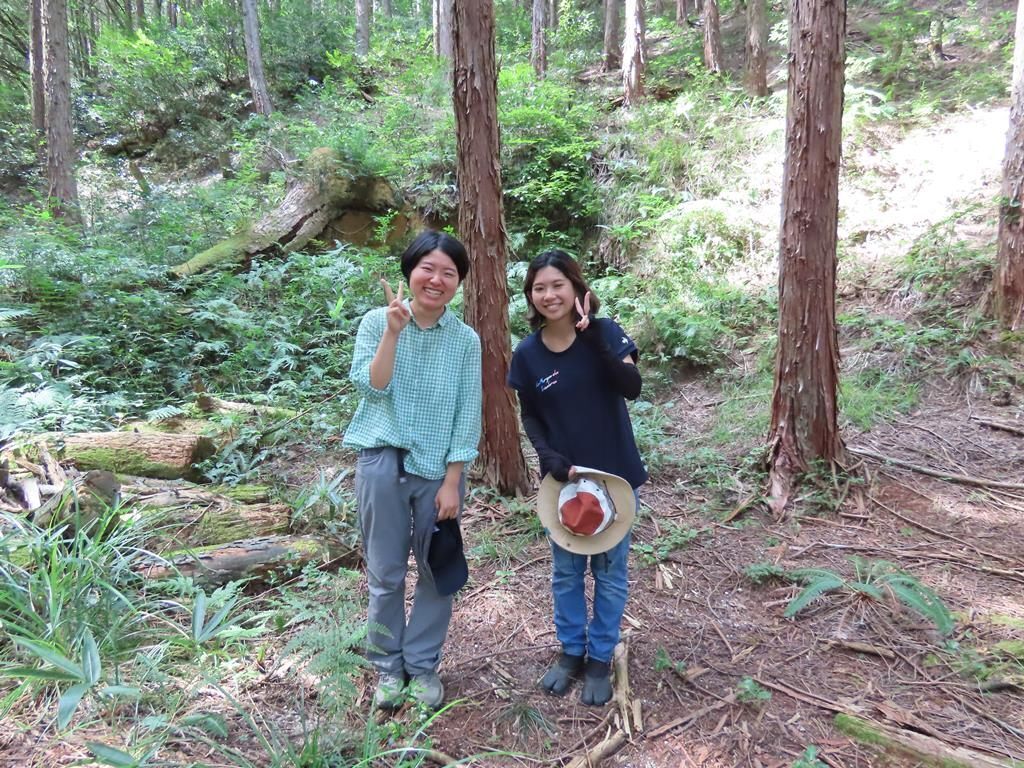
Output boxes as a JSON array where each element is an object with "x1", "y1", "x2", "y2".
[{"x1": 522, "y1": 250, "x2": 601, "y2": 331}]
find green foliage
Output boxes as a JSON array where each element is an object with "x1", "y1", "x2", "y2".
[
  {"x1": 632, "y1": 522, "x2": 701, "y2": 566},
  {"x1": 783, "y1": 558, "x2": 955, "y2": 635},
  {"x1": 735, "y1": 676, "x2": 771, "y2": 705},
  {"x1": 743, "y1": 562, "x2": 787, "y2": 585},
  {"x1": 839, "y1": 368, "x2": 919, "y2": 430},
  {"x1": 628, "y1": 400, "x2": 673, "y2": 473},
  {"x1": 7, "y1": 629, "x2": 141, "y2": 729},
  {"x1": 498, "y1": 64, "x2": 601, "y2": 249},
  {"x1": 278, "y1": 569, "x2": 370, "y2": 717},
  {"x1": 291, "y1": 469, "x2": 359, "y2": 551},
  {"x1": 790, "y1": 745, "x2": 828, "y2": 768},
  {"x1": 654, "y1": 646, "x2": 687, "y2": 676}
]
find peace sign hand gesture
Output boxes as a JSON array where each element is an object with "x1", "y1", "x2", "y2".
[
  {"x1": 574, "y1": 292, "x2": 592, "y2": 332},
  {"x1": 381, "y1": 279, "x2": 412, "y2": 335}
]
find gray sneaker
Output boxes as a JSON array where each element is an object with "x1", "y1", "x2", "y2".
[
  {"x1": 373, "y1": 671, "x2": 406, "y2": 710},
  {"x1": 408, "y1": 671, "x2": 444, "y2": 708}
]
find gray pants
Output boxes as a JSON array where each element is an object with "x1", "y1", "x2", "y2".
[{"x1": 356, "y1": 447, "x2": 464, "y2": 677}]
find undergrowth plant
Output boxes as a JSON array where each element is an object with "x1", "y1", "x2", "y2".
[{"x1": 781, "y1": 557, "x2": 954, "y2": 635}]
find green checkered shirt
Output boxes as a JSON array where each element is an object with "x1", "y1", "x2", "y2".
[{"x1": 343, "y1": 303, "x2": 482, "y2": 479}]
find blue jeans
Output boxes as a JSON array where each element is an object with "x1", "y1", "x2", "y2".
[{"x1": 549, "y1": 489, "x2": 637, "y2": 664}]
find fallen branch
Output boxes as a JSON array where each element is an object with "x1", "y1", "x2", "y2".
[
  {"x1": 971, "y1": 416, "x2": 1024, "y2": 437},
  {"x1": 850, "y1": 447, "x2": 1024, "y2": 490},
  {"x1": 612, "y1": 642, "x2": 633, "y2": 737},
  {"x1": 647, "y1": 693, "x2": 736, "y2": 739},
  {"x1": 825, "y1": 639, "x2": 896, "y2": 660},
  {"x1": 869, "y1": 493, "x2": 1019, "y2": 565},
  {"x1": 565, "y1": 730, "x2": 628, "y2": 768}
]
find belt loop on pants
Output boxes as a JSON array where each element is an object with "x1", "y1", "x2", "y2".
[{"x1": 397, "y1": 448, "x2": 408, "y2": 483}]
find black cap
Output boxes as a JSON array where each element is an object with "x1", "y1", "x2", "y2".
[{"x1": 427, "y1": 519, "x2": 469, "y2": 597}]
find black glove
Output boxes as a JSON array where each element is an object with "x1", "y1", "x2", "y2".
[
  {"x1": 578, "y1": 319, "x2": 643, "y2": 400},
  {"x1": 518, "y1": 393, "x2": 572, "y2": 482}
]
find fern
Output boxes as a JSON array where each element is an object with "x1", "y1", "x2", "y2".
[
  {"x1": 783, "y1": 571, "x2": 845, "y2": 618},
  {"x1": 146, "y1": 404, "x2": 184, "y2": 422},
  {"x1": 782, "y1": 559, "x2": 955, "y2": 635},
  {"x1": 744, "y1": 562, "x2": 787, "y2": 584},
  {"x1": 877, "y1": 572, "x2": 955, "y2": 635}
]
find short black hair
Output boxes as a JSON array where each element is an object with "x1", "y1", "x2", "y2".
[{"x1": 400, "y1": 230, "x2": 470, "y2": 283}]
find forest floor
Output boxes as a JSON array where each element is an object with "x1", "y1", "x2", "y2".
[
  {"x1": 5, "y1": 70, "x2": 1024, "y2": 768},
  {"x1": 377, "y1": 107, "x2": 1024, "y2": 765}
]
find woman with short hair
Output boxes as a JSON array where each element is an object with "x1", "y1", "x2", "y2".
[{"x1": 344, "y1": 230, "x2": 481, "y2": 709}]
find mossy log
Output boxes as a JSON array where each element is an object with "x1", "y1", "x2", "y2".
[
  {"x1": 170, "y1": 147, "x2": 397, "y2": 277},
  {"x1": 139, "y1": 534, "x2": 354, "y2": 587},
  {"x1": 36, "y1": 433, "x2": 216, "y2": 480},
  {"x1": 121, "y1": 478, "x2": 286, "y2": 547},
  {"x1": 834, "y1": 713, "x2": 1016, "y2": 768}
]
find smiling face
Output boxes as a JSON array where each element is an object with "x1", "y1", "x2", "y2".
[
  {"x1": 409, "y1": 249, "x2": 460, "y2": 314},
  {"x1": 529, "y1": 265, "x2": 579, "y2": 325}
]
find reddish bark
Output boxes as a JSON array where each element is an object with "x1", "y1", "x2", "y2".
[
  {"x1": 745, "y1": 0, "x2": 768, "y2": 97},
  {"x1": 995, "y1": 0, "x2": 1024, "y2": 330},
  {"x1": 453, "y1": 0, "x2": 529, "y2": 495},
  {"x1": 767, "y1": 0, "x2": 847, "y2": 514},
  {"x1": 604, "y1": 0, "x2": 620, "y2": 72},
  {"x1": 703, "y1": 0, "x2": 723, "y2": 74},
  {"x1": 42, "y1": 0, "x2": 79, "y2": 221}
]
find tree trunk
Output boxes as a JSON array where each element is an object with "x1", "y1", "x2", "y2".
[
  {"x1": 995, "y1": 0, "x2": 1024, "y2": 331},
  {"x1": 675, "y1": 0, "x2": 687, "y2": 26},
  {"x1": 603, "y1": 0, "x2": 620, "y2": 72},
  {"x1": 434, "y1": 0, "x2": 453, "y2": 59},
  {"x1": 42, "y1": 0, "x2": 79, "y2": 222},
  {"x1": 168, "y1": 0, "x2": 177, "y2": 26},
  {"x1": 531, "y1": 0, "x2": 547, "y2": 77},
  {"x1": 702, "y1": 0, "x2": 723, "y2": 73},
  {"x1": 170, "y1": 148, "x2": 396, "y2": 276},
  {"x1": 548, "y1": 0, "x2": 557, "y2": 29},
  {"x1": 380, "y1": 0, "x2": 391, "y2": 16},
  {"x1": 139, "y1": 535, "x2": 351, "y2": 586},
  {"x1": 355, "y1": 0, "x2": 371, "y2": 58},
  {"x1": 40, "y1": 432, "x2": 217, "y2": 480},
  {"x1": 240, "y1": 0, "x2": 273, "y2": 115},
  {"x1": 745, "y1": 0, "x2": 768, "y2": 96},
  {"x1": 928, "y1": 14, "x2": 944, "y2": 65},
  {"x1": 135, "y1": 0, "x2": 145, "y2": 24},
  {"x1": 766, "y1": 0, "x2": 847, "y2": 516},
  {"x1": 29, "y1": 0, "x2": 46, "y2": 135},
  {"x1": 452, "y1": 0, "x2": 529, "y2": 496},
  {"x1": 622, "y1": 0, "x2": 644, "y2": 107}
]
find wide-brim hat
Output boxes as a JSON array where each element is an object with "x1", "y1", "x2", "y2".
[
  {"x1": 537, "y1": 466, "x2": 636, "y2": 555},
  {"x1": 428, "y1": 519, "x2": 469, "y2": 596}
]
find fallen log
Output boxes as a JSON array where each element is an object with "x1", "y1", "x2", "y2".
[
  {"x1": 131, "y1": 497, "x2": 291, "y2": 548},
  {"x1": 170, "y1": 147, "x2": 397, "y2": 277},
  {"x1": 835, "y1": 713, "x2": 1014, "y2": 768},
  {"x1": 30, "y1": 432, "x2": 216, "y2": 480},
  {"x1": 139, "y1": 534, "x2": 356, "y2": 587},
  {"x1": 196, "y1": 395, "x2": 296, "y2": 419}
]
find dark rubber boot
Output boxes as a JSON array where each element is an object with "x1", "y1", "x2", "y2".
[
  {"x1": 581, "y1": 659, "x2": 612, "y2": 706},
  {"x1": 540, "y1": 653, "x2": 585, "y2": 696}
]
